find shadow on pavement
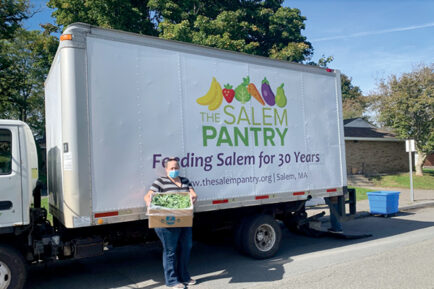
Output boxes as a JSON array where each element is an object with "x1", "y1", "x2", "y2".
[{"x1": 25, "y1": 208, "x2": 434, "y2": 289}]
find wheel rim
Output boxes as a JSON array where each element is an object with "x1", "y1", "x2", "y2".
[
  {"x1": 254, "y1": 224, "x2": 276, "y2": 252},
  {"x1": 0, "y1": 261, "x2": 11, "y2": 289}
]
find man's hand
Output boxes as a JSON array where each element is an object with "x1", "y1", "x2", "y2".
[
  {"x1": 144, "y1": 191, "x2": 154, "y2": 207},
  {"x1": 190, "y1": 189, "x2": 197, "y2": 204}
]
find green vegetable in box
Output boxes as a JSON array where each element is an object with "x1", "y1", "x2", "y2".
[{"x1": 152, "y1": 193, "x2": 191, "y2": 209}]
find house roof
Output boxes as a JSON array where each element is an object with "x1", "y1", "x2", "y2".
[
  {"x1": 343, "y1": 118, "x2": 402, "y2": 141},
  {"x1": 343, "y1": 118, "x2": 359, "y2": 125},
  {"x1": 344, "y1": 127, "x2": 398, "y2": 138},
  {"x1": 344, "y1": 117, "x2": 375, "y2": 128}
]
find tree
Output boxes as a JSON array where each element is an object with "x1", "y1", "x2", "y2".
[
  {"x1": 0, "y1": 28, "x2": 58, "y2": 137},
  {"x1": 48, "y1": 0, "x2": 312, "y2": 62},
  {"x1": 0, "y1": 0, "x2": 30, "y2": 115},
  {"x1": 372, "y1": 64, "x2": 434, "y2": 176},
  {"x1": 340, "y1": 73, "x2": 367, "y2": 119},
  {"x1": 148, "y1": 0, "x2": 312, "y2": 62},
  {"x1": 48, "y1": 0, "x2": 157, "y2": 36},
  {"x1": 0, "y1": 0, "x2": 29, "y2": 39}
]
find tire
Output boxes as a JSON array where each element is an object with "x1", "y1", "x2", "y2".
[
  {"x1": 0, "y1": 244, "x2": 27, "y2": 289},
  {"x1": 241, "y1": 214, "x2": 282, "y2": 259},
  {"x1": 233, "y1": 217, "x2": 248, "y2": 253}
]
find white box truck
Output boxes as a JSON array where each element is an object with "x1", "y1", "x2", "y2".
[{"x1": 0, "y1": 23, "x2": 355, "y2": 289}]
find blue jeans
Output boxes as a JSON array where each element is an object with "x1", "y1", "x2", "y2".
[
  {"x1": 154, "y1": 227, "x2": 192, "y2": 286},
  {"x1": 325, "y1": 197, "x2": 343, "y2": 231}
]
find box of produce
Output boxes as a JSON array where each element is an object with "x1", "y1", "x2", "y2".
[{"x1": 147, "y1": 192, "x2": 193, "y2": 228}]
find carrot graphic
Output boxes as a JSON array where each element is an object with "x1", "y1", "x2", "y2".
[{"x1": 247, "y1": 83, "x2": 265, "y2": 105}]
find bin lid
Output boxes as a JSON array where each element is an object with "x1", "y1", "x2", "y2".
[{"x1": 366, "y1": 191, "x2": 400, "y2": 196}]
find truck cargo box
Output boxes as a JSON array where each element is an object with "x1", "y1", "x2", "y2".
[{"x1": 45, "y1": 23, "x2": 346, "y2": 228}]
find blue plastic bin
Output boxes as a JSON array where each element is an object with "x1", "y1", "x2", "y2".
[{"x1": 366, "y1": 191, "x2": 400, "y2": 215}]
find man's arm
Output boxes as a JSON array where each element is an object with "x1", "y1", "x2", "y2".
[
  {"x1": 189, "y1": 188, "x2": 197, "y2": 204},
  {"x1": 144, "y1": 190, "x2": 154, "y2": 207}
]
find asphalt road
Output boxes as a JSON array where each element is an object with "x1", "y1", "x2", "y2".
[{"x1": 25, "y1": 206, "x2": 434, "y2": 289}]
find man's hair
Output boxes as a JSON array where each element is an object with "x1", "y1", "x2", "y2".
[{"x1": 163, "y1": 157, "x2": 179, "y2": 168}]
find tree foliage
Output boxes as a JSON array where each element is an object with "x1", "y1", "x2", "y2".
[
  {"x1": 48, "y1": 0, "x2": 312, "y2": 62},
  {"x1": 372, "y1": 64, "x2": 434, "y2": 175},
  {"x1": 0, "y1": 0, "x2": 29, "y2": 39},
  {"x1": 0, "y1": 28, "x2": 58, "y2": 137},
  {"x1": 340, "y1": 73, "x2": 367, "y2": 119},
  {"x1": 0, "y1": 0, "x2": 29, "y2": 105},
  {"x1": 47, "y1": 0, "x2": 156, "y2": 36},
  {"x1": 149, "y1": 0, "x2": 312, "y2": 62},
  {"x1": 0, "y1": 1, "x2": 58, "y2": 138}
]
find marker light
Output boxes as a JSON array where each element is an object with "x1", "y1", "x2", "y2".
[{"x1": 60, "y1": 34, "x2": 72, "y2": 41}]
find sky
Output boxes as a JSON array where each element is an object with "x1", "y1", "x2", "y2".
[
  {"x1": 286, "y1": 0, "x2": 434, "y2": 94},
  {"x1": 24, "y1": 0, "x2": 434, "y2": 95}
]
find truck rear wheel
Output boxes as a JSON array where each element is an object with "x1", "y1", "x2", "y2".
[
  {"x1": 240, "y1": 214, "x2": 282, "y2": 259},
  {"x1": 233, "y1": 217, "x2": 248, "y2": 252},
  {"x1": 0, "y1": 244, "x2": 27, "y2": 289}
]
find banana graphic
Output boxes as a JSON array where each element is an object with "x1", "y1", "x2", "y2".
[
  {"x1": 208, "y1": 80, "x2": 223, "y2": 111},
  {"x1": 196, "y1": 77, "x2": 217, "y2": 105}
]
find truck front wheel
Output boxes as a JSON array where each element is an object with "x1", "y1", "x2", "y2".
[
  {"x1": 0, "y1": 244, "x2": 27, "y2": 289},
  {"x1": 241, "y1": 214, "x2": 282, "y2": 259}
]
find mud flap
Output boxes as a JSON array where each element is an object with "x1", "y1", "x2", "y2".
[
  {"x1": 325, "y1": 231, "x2": 372, "y2": 239},
  {"x1": 336, "y1": 187, "x2": 357, "y2": 221}
]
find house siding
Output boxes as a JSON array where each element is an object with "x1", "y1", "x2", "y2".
[
  {"x1": 425, "y1": 154, "x2": 434, "y2": 167},
  {"x1": 345, "y1": 140, "x2": 408, "y2": 175}
]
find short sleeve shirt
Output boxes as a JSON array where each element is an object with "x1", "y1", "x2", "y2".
[{"x1": 149, "y1": 176, "x2": 194, "y2": 193}]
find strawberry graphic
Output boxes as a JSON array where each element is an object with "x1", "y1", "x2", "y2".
[{"x1": 222, "y1": 84, "x2": 235, "y2": 103}]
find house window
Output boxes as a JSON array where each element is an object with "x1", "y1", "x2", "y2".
[{"x1": 0, "y1": 129, "x2": 12, "y2": 175}]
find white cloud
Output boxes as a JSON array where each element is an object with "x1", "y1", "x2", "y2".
[{"x1": 312, "y1": 22, "x2": 434, "y2": 42}]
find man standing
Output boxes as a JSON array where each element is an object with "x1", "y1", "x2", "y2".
[
  {"x1": 145, "y1": 158, "x2": 197, "y2": 289},
  {"x1": 325, "y1": 196, "x2": 343, "y2": 233}
]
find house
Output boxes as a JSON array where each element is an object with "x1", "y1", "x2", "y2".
[
  {"x1": 344, "y1": 118, "x2": 408, "y2": 175},
  {"x1": 424, "y1": 154, "x2": 434, "y2": 167}
]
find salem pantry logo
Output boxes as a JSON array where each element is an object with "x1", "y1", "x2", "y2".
[
  {"x1": 196, "y1": 76, "x2": 289, "y2": 148},
  {"x1": 196, "y1": 76, "x2": 288, "y2": 110}
]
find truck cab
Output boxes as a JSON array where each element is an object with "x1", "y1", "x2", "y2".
[{"x1": 0, "y1": 120, "x2": 38, "y2": 230}]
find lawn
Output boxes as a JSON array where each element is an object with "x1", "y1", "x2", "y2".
[
  {"x1": 40, "y1": 197, "x2": 53, "y2": 224},
  {"x1": 348, "y1": 187, "x2": 371, "y2": 201},
  {"x1": 369, "y1": 168, "x2": 434, "y2": 190}
]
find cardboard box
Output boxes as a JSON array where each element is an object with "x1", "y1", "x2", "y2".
[
  {"x1": 148, "y1": 214, "x2": 193, "y2": 228},
  {"x1": 147, "y1": 193, "x2": 193, "y2": 228}
]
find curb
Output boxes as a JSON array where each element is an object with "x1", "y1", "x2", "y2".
[
  {"x1": 351, "y1": 201, "x2": 434, "y2": 220},
  {"x1": 399, "y1": 201, "x2": 434, "y2": 211},
  {"x1": 319, "y1": 201, "x2": 434, "y2": 224}
]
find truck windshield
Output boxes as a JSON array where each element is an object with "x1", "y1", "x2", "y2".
[{"x1": 0, "y1": 129, "x2": 12, "y2": 174}]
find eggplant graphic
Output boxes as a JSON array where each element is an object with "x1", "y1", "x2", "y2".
[{"x1": 261, "y1": 77, "x2": 275, "y2": 106}]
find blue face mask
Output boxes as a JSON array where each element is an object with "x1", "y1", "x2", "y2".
[{"x1": 169, "y1": 170, "x2": 179, "y2": 178}]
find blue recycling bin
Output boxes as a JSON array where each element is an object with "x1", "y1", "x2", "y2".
[{"x1": 367, "y1": 191, "x2": 400, "y2": 215}]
